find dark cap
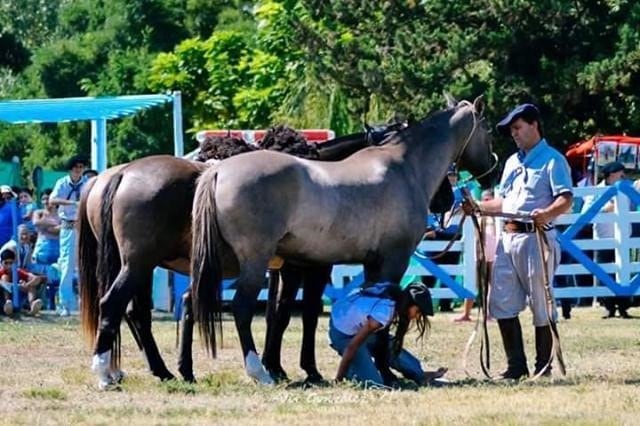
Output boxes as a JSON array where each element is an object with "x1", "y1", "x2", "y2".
[
  {"x1": 496, "y1": 103, "x2": 541, "y2": 136},
  {"x1": 447, "y1": 163, "x2": 457, "y2": 176},
  {"x1": 65, "y1": 154, "x2": 90, "y2": 170},
  {"x1": 601, "y1": 161, "x2": 625, "y2": 178},
  {"x1": 404, "y1": 282, "x2": 434, "y2": 316}
]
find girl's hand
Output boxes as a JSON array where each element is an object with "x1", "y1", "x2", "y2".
[{"x1": 335, "y1": 317, "x2": 383, "y2": 381}]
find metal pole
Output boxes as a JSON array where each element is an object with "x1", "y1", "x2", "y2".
[
  {"x1": 90, "y1": 120, "x2": 98, "y2": 170},
  {"x1": 10, "y1": 199, "x2": 19, "y2": 310},
  {"x1": 90, "y1": 119, "x2": 108, "y2": 172},
  {"x1": 172, "y1": 91, "x2": 184, "y2": 157}
]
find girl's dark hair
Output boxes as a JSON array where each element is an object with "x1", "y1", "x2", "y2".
[{"x1": 387, "y1": 285, "x2": 430, "y2": 355}]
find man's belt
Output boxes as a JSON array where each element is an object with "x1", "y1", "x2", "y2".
[{"x1": 503, "y1": 220, "x2": 537, "y2": 233}]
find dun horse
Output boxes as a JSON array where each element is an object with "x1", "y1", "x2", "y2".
[
  {"x1": 190, "y1": 97, "x2": 496, "y2": 383},
  {"x1": 79, "y1": 124, "x2": 452, "y2": 388}
]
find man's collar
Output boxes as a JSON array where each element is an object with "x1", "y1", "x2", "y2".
[{"x1": 517, "y1": 138, "x2": 548, "y2": 163}]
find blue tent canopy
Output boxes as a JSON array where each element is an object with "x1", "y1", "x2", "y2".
[
  {"x1": 0, "y1": 92, "x2": 184, "y2": 171},
  {"x1": 0, "y1": 94, "x2": 173, "y2": 124}
]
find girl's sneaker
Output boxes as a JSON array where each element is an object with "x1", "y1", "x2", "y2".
[
  {"x1": 3, "y1": 299, "x2": 13, "y2": 316},
  {"x1": 30, "y1": 299, "x2": 42, "y2": 316}
]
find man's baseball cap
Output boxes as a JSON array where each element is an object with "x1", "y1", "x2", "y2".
[{"x1": 496, "y1": 103, "x2": 541, "y2": 136}]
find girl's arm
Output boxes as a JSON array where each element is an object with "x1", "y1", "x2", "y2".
[{"x1": 335, "y1": 317, "x2": 383, "y2": 381}]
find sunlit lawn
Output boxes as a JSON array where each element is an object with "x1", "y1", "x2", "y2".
[{"x1": 1, "y1": 305, "x2": 639, "y2": 425}]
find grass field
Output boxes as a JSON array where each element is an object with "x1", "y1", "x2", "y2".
[{"x1": 1, "y1": 306, "x2": 639, "y2": 425}]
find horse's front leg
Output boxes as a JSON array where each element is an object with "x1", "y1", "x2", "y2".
[
  {"x1": 299, "y1": 264, "x2": 331, "y2": 383},
  {"x1": 125, "y1": 291, "x2": 176, "y2": 382},
  {"x1": 232, "y1": 265, "x2": 274, "y2": 385}
]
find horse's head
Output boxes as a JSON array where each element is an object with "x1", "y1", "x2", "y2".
[{"x1": 448, "y1": 96, "x2": 498, "y2": 189}]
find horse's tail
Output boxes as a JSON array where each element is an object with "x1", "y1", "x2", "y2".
[
  {"x1": 79, "y1": 177, "x2": 100, "y2": 347},
  {"x1": 190, "y1": 169, "x2": 223, "y2": 358},
  {"x1": 96, "y1": 172, "x2": 125, "y2": 370}
]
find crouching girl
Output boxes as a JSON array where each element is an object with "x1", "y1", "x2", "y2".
[{"x1": 329, "y1": 281, "x2": 447, "y2": 387}]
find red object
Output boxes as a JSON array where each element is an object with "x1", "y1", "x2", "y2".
[
  {"x1": 196, "y1": 129, "x2": 336, "y2": 144},
  {"x1": 566, "y1": 135, "x2": 640, "y2": 177}
]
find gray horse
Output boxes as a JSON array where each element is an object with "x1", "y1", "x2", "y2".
[{"x1": 190, "y1": 97, "x2": 496, "y2": 383}]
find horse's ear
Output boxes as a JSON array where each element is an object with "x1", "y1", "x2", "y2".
[
  {"x1": 444, "y1": 92, "x2": 457, "y2": 108},
  {"x1": 473, "y1": 95, "x2": 485, "y2": 115}
]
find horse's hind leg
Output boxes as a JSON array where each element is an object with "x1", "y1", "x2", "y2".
[
  {"x1": 300, "y1": 264, "x2": 331, "y2": 383},
  {"x1": 125, "y1": 290, "x2": 176, "y2": 382},
  {"x1": 92, "y1": 266, "x2": 137, "y2": 389},
  {"x1": 177, "y1": 289, "x2": 196, "y2": 382},
  {"x1": 232, "y1": 261, "x2": 274, "y2": 385},
  {"x1": 262, "y1": 266, "x2": 299, "y2": 382}
]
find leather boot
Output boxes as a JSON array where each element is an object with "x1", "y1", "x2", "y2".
[
  {"x1": 497, "y1": 317, "x2": 529, "y2": 380},
  {"x1": 534, "y1": 325, "x2": 553, "y2": 376}
]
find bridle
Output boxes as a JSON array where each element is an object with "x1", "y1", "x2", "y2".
[{"x1": 451, "y1": 101, "x2": 499, "y2": 185}]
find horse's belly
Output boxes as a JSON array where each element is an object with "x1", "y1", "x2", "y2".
[{"x1": 277, "y1": 229, "x2": 370, "y2": 264}]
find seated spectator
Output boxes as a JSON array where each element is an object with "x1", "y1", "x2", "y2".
[
  {"x1": 0, "y1": 224, "x2": 36, "y2": 270},
  {"x1": 0, "y1": 185, "x2": 16, "y2": 203},
  {"x1": 0, "y1": 249, "x2": 45, "y2": 316},
  {"x1": 18, "y1": 187, "x2": 38, "y2": 236}
]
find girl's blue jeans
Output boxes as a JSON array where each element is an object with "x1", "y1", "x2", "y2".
[{"x1": 328, "y1": 320, "x2": 425, "y2": 386}]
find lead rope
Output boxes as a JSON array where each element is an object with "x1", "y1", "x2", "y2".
[
  {"x1": 459, "y1": 189, "x2": 493, "y2": 379},
  {"x1": 458, "y1": 191, "x2": 567, "y2": 380},
  {"x1": 531, "y1": 227, "x2": 566, "y2": 379}
]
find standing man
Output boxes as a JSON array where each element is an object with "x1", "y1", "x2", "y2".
[
  {"x1": 50, "y1": 154, "x2": 89, "y2": 316},
  {"x1": 466, "y1": 104, "x2": 573, "y2": 379}
]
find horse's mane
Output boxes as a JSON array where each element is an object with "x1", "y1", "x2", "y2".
[
  {"x1": 259, "y1": 125, "x2": 319, "y2": 159},
  {"x1": 196, "y1": 136, "x2": 257, "y2": 161},
  {"x1": 195, "y1": 126, "x2": 319, "y2": 162}
]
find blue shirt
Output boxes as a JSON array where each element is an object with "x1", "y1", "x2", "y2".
[
  {"x1": 331, "y1": 289, "x2": 395, "y2": 336},
  {"x1": 499, "y1": 139, "x2": 573, "y2": 220},
  {"x1": 0, "y1": 202, "x2": 13, "y2": 247},
  {"x1": 51, "y1": 175, "x2": 87, "y2": 221}
]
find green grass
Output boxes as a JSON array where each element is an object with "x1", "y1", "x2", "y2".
[
  {"x1": 23, "y1": 387, "x2": 67, "y2": 400},
  {"x1": 1, "y1": 307, "x2": 639, "y2": 425}
]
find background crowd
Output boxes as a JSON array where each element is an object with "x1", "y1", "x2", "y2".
[{"x1": 0, "y1": 155, "x2": 96, "y2": 317}]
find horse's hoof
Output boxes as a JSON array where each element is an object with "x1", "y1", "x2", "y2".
[
  {"x1": 180, "y1": 371, "x2": 196, "y2": 383},
  {"x1": 268, "y1": 368, "x2": 289, "y2": 384},
  {"x1": 245, "y1": 351, "x2": 275, "y2": 385},
  {"x1": 304, "y1": 371, "x2": 325, "y2": 385},
  {"x1": 156, "y1": 371, "x2": 176, "y2": 382},
  {"x1": 97, "y1": 378, "x2": 121, "y2": 391},
  {"x1": 110, "y1": 369, "x2": 127, "y2": 384},
  {"x1": 178, "y1": 367, "x2": 194, "y2": 383}
]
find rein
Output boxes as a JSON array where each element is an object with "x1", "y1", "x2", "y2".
[{"x1": 460, "y1": 194, "x2": 566, "y2": 380}]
